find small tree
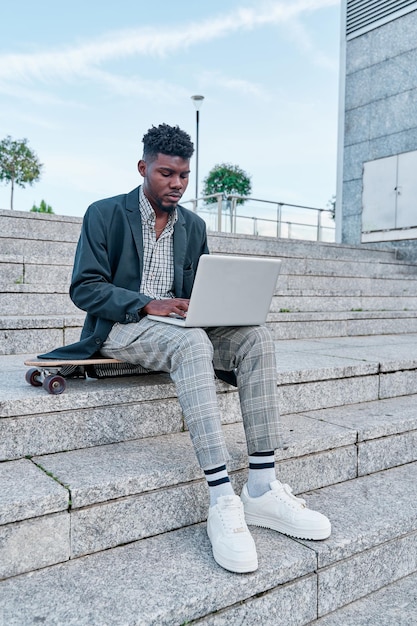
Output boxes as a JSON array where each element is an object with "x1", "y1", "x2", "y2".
[
  {"x1": 202, "y1": 163, "x2": 252, "y2": 205},
  {"x1": 31, "y1": 199, "x2": 54, "y2": 214},
  {"x1": 0, "y1": 136, "x2": 43, "y2": 210},
  {"x1": 203, "y1": 163, "x2": 252, "y2": 231}
]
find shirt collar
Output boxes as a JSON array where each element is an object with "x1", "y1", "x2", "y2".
[{"x1": 139, "y1": 186, "x2": 178, "y2": 228}]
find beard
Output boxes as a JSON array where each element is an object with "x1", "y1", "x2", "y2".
[
  {"x1": 156, "y1": 199, "x2": 178, "y2": 214},
  {"x1": 160, "y1": 205, "x2": 176, "y2": 214}
]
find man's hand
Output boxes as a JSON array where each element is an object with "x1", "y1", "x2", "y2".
[{"x1": 142, "y1": 298, "x2": 190, "y2": 317}]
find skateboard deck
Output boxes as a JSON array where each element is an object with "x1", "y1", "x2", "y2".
[
  {"x1": 24, "y1": 358, "x2": 152, "y2": 394},
  {"x1": 24, "y1": 359, "x2": 237, "y2": 395},
  {"x1": 25, "y1": 358, "x2": 126, "y2": 367}
]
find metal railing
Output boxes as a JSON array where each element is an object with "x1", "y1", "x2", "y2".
[{"x1": 182, "y1": 194, "x2": 335, "y2": 242}]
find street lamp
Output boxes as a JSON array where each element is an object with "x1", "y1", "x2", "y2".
[{"x1": 191, "y1": 95, "x2": 204, "y2": 203}]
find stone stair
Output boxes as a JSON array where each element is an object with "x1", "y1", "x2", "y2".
[
  {"x1": 2, "y1": 208, "x2": 417, "y2": 355},
  {"x1": 2, "y1": 460, "x2": 417, "y2": 625},
  {"x1": 1, "y1": 208, "x2": 417, "y2": 624}
]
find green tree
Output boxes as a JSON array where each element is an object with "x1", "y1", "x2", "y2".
[
  {"x1": 202, "y1": 163, "x2": 252, "y2": 205},
  {"x1": 0, "y1": 135, "x2": 43, "y2": 210},
  {"x1": 31, "y1": 199, "x2": 54, "y2": 214}
]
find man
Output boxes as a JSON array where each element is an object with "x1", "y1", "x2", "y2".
[{"x1": 42, "y1": 123, "x2": 331, "y2": 573}]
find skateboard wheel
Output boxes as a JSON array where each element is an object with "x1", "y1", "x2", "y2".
[
  {"x1": 26, "y1": 368, "x2": 43, "y2": 387},
  {"x1": 43, "y1": 374, "x2": 66, "y2": 395}
]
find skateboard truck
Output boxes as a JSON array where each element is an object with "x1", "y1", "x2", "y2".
[{"x1": 25, "y1": 367, "x2": 68, "y2": 395}]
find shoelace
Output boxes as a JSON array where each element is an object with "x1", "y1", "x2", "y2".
[
  {"x1": 219, "y1": 498, "x2": 247, "y2": 533},
  {"x1": 273, "y1": 482, "x2": 306, "y2": 509}
]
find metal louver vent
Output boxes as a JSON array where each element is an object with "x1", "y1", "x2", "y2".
[{"x1": 347, "y1": 0, "x2": 417, "y2": 37}]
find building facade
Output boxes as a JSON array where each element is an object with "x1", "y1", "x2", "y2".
[{"x1": 337, "y1": 0, "x2": 417, "y2": 260}]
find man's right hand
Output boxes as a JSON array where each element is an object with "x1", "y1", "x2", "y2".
[{"x1": 142, "y1": 298, "x2": 190, "y2": 318}]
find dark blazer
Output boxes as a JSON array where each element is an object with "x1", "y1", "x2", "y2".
[{"x1": 39, "y1": 186, "x2": 209, "y2": 359}]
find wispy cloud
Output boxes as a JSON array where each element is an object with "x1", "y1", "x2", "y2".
[
  {"x1": 81, "y1": 67, "x2": 191, "y2": 100},
  {"x1": 0, "y1": 80, "x2": 87, "y2": 107},
  {"x1": 283, "y1": 17, "x2": 339, "y2": 70},
  {"x1": 0, "y1": 0, "x2": 339, "y2": 90},
  {"x1": 199, "y1": 70, "x2": 270, "y2": 100}
]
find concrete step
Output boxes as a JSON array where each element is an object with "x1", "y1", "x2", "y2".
[
  {"x1": 4, "y1": 208, "x2": 417, "y2": 291},
  {"x1": 3, "y1": 257, "x2": 417, "y2": 291},
  {"x1": 1, "y1": 462, "x2": 416, "y2": 624},
  {"x1": 282, "y1": 274, "x2": 417, "y2": 295},
  {"x1": 3, "y1": 309, "x2": 417, "y2": 358},
  {"x1": 1, "y1": 208, "x2": 403, "y2": 264},
  {"x1": 0, "y1": 287, "x2": 81, "y2": 316},
  {"x1": 1, "y1": 391, "x2": 415, "y2": 572},
  {"x1": 7, "y1": 272, "x2": 417, "y2": 295},
  {"x1": 2, "y1": 251, "x2": 416, "y2": 289},
  {"x1": 2, "y1": 213, "x2": 417, "y2": 355},
  {"x1": 284, "y1": 255, "x2": 417, "y2": 278},
  {"x1": 268, "y1": 310, "x2": 417, "y2": 339},
  {"x1": 0, "y1": 256, "x2": 73, "y2": 288},
  {"x1": 272, "y1": 293, "x2": 417, "y2": 312},
  {"x1": 2, "y1": 265, "x2": 417, "y2": 344},
  {"x1": 2, "y1": 243, "x2": 416, "y2": 285},
  {"x1": 311, "y1": 571, "x2": 417, "y2": 625},
  {"x1": 0, "y1": 335, "x2": 417, "y2": 460},
  {"x1": 0, "y1": 238, "x2": 77, "y2": 261},
  {"x1": 1, "y1": 268, "x2": 417, "y2": 298},
  {"x1": 2, "y1": 334, "x2": 417, "y2": 460},
  {"x1": 0, "y1": 315, "x2": 83, "y2": 355},
  {"x1": 2, "y1": 282, "x2": 417, "y2": 319},
  {"x1": 211, "y1": 231, "x2": 400, "y2": 262}
]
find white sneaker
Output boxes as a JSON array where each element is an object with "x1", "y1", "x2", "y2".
[
  {"x1": 241, "y1": 480, "x2": 331, "y2": 540},
  {"x1": 207, "y1": 495, "x2": 258, "y2": 573}
]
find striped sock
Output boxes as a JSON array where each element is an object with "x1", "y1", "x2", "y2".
[
  {"x1": 247, "y1": 451, "x2": 276, "y2": 497},
  {"x1": 204, "y1": 464, "x2": 235, "y2": 507}
]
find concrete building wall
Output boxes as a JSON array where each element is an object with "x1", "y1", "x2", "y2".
[{"x1": 338, "y1": 1, "x2": 417, "y2": 260}]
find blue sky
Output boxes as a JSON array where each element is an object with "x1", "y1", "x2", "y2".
[{"x1": 0, "y1": 0, "x2": 341, "y2": 222}]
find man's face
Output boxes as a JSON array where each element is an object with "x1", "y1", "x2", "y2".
[{"x1": 138, "y1": 153, "x2": 190, "y2": 214}]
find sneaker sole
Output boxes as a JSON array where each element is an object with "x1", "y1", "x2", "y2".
[
  {"x1": 211, "y1": 547, "x2": 258, "y2": 574},
  {"x1": 244, "y1": 512, "x2": 331, "y2": 540}
]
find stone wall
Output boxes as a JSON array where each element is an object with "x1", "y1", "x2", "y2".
[{"x1": 340, "y1": 6, "x2": 417, "y2": 260}]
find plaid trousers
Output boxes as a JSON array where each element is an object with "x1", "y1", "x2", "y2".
[{"x1": 101, "y1": 318, "x2": 283, "y2": 469}]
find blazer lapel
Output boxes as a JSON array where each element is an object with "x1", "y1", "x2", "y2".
[
  {"x1": 173, "y1": 209, "x2": 186, "y2": 296},
  {"x1": 125, "y1": 187, "x2": 144, "y2": 266}
]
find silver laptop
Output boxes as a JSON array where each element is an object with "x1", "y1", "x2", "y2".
[{"x1": 146, "y1": 254, "x2": 281, "y2": 327}]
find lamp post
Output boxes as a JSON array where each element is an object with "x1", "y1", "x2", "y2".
[{"x1": 191, "y1": 95, "x2": 204, "y2": 203}]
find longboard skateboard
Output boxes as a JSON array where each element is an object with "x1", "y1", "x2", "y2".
[
  {"x1": 24, "y1": 358, "x2": 152, "y2": 395},
  {"x1": 24, "y1": 358, "x2": 238, "y2": 395}
]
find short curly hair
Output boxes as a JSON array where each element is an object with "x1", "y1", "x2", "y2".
[{"x1": 142, "y1": 124, "x2": 194, "y2": 161}]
